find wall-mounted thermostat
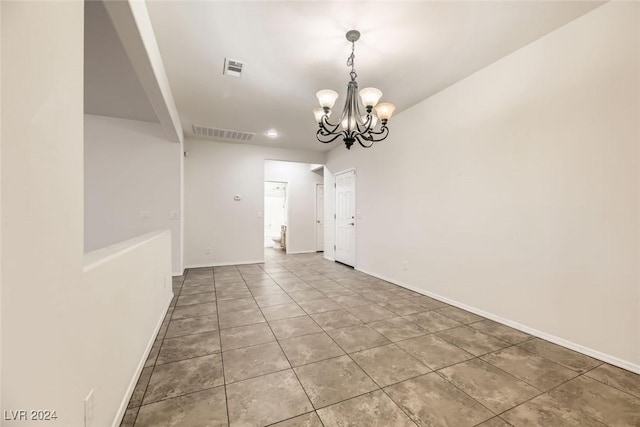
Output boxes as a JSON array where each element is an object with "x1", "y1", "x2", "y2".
[{"x1": 234, "y1": 194, "x2": 242, "y2": 201}]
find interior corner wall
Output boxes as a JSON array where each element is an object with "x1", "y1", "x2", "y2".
[
  {"x1": 84, "y1": 114, "x2": 183, "y2": 274},
  {"x1": 264, "y1": 160, "x2": 324, "y2": 254},
  {"x1": 325, "y1": 1, "x2": 640, "y2": 369},
  {"x1": 0, "y1": 0, "x2": 3, "y2": 413},
  {"x1": 1, "y1": 1, "x2": 87, "y2": 424},
  {"x1": 183, "y1": 138, "x2": 325, "y2": 267}
]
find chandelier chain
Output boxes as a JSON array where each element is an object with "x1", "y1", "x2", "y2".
[{"x1": 347, "y1": 41, "x2": 357, "y2": 81}]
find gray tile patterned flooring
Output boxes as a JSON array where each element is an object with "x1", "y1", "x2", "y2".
[{"x1": 122, "y1": 249, "x2": 640, "y2": 426}]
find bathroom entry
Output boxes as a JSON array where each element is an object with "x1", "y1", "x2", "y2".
[{"x1": 264, "y1": 181, "x2": 287, "y2": 248}]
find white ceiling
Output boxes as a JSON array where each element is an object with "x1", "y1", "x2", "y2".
[
  {"x1": 84, "y1": 0, "x2": 159, "y2": 123},
  {"x1": 140, "y1": 1, "x2": 603, "y2": 151}
]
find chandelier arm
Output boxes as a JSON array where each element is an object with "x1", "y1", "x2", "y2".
[
  {"x1": 358, "y1": 132, "x2": 374, "y2": 142},
  {"x1": 318, "y1": 127, "x2": 338, "y2": 137},
  {"x1": 355, "y1": 134, "x2": 374, "y2": 148},
  {"x1": 358, "y1": 125, "x2": 389, "y2": 142},
  {"x1": 355, "y1": 113, "x2": 374, "y2": 133},
  {"x1": 316, "y1": 128, "x2": 344, "y2": 144},
  {"x1": 319, "y1": 124, "x2": 341, "y2": 136},
  {"x1": 365, "y1": 125, "x2": 389, "y2": 137},
  {"x1": 319, "y1": 115, "x2": 341, "y2": 134}
]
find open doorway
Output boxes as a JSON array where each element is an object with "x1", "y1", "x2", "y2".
[
  {"x1": 265, "y1": 160, "x2": 324, "y2": 255},
  {"x1": 264, "y1": 181, "x2": 287, "y2": 249}
]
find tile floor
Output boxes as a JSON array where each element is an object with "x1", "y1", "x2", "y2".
[{"x1": 121, "y1": 249, "x2": 640, "y2": 426}]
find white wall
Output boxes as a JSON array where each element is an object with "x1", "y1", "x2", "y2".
[
  {"x1": 325, "y1": 2, "x2": 640, "y2": 370},
  {"x1": 84, "y1": 114, "x2": 183, "y2": 274},
  {"x1": 265, "y1": 160, "x2": 323, "y2": 254},
  {"x1": 184, "y1": 138, "x2": 325, "y2": 267},
  {"x1": 0, "y1": 0, "x2": 3, "y2": 413},
  {"x1": 83, "y1": 231, "x2": 172, "y2": 427},
  {"x1": 2, "y1": 3, "x2": 173, "y2": 426},
  {"x1": 2, "y1": 2, "x2": 86, "y2": 424}
]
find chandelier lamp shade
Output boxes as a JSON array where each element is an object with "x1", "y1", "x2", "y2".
[{"x1": 313, "y1": 30, "x2": 396, "y2": 150}]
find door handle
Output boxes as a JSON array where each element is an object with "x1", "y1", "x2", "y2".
[{"x1": 348, "y1": 222, "x2": 355, "y2": 226}]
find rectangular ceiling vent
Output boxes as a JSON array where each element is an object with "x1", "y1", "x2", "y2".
[
  {"x1": 192, "y1": 125, "x2": 255, "y2": 142},
  {"x1": 223, "y1": 58, "x2": 244, "y2": 78}
]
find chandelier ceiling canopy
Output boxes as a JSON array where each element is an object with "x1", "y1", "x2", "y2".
[{"x1": 313, "y1": 30, "x2": 396, "y2": 150}]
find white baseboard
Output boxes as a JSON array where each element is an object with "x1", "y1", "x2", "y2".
[
  {"x1": 356, "y1": 266, "x2": 640, "y2": 375},
  {"x1": 286, "y1": 250, "x2": 317, "y2": 255},
  {"x1": 172, "y1": 270, "x2": 184, "y2": 277},
  {"x1": 185, "y1": 259, "x2": 265, "y2": 269},
  {"x1": 323, "y1": 255, "x2": 335, "y2": 262},
  {"x1": 112, "y1": 294, "x2": 173, "y2": 427}
]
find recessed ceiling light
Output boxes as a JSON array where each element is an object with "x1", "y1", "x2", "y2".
[{"x1": 266, "y1": 129, "x2": 278, "y2": 138}]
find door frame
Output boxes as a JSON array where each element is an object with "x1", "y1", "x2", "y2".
[
  {"x1": 264, "y1": 180, "x2": 288, "y2": 249},
  {"x1": 315, "y1": 182, "x2": 324, "y2": 252},
  {"x1": 333, "y1": 167, "x2": 356, "y2": 268}
]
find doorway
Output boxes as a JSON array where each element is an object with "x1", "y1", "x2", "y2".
[
  {"x1": 335, "y1": 169, "x2": 356, "y2": 266},
  {"x1": 264, "y1": 181, "x2": 287, "y2": 248}
]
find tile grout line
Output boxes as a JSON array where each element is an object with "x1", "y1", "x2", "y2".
[
  {"x1": 216, "y1": 264, "x2": 238, "y2": 427},
  {"x1": 394, "y1": 321, "x2": 607, "y2": 424},
  {"x1": 135, "y1": 385, "x2": 223, "y2": 410},
  {"x1": 268, "y1": 253, "x2": 588, "y2": 425},
  {"x1": 484, "y1": 366, "x2": 609, "y2": 425},
  {"x1": 134, "y1": 269, "x2": 221, "y2": 416},
  {"x1": 250, "y1": 265, "x2": 325, "y2": 425},
  {"x1": 582, "y1": 367, "x2": 640, "y2": 400},
  {"x1": 128, "y1": 272, "x2": 186, "y2": 426},
  {"x1": 272, "y1": 275, "x2": 396, "y2": 417},
  {"x1": 265, "y1": 253, "x2": 538, "y2": 425},
  {"x1": 332, "y1": 336, "x2": 425, "y2": 425},
  {"x1": 263, "y1": 257, "x2": 339, "y2": 425},
  {"x1": 131, "y1": 252, "x2": 635, "y2": 426},
  {"x1": 291, "y1": 287, "x2": 421, "y2": 424}
]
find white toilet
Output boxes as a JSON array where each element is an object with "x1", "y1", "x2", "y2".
[{"x1": 272, "y1": 224, "x2": 287, "y2": 249}]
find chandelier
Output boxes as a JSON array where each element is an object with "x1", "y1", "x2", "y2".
[{"x1": 313, "y1": 30, "x2": 396, "y2": 150}]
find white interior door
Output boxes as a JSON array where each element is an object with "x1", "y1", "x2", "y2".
[
  {"x1": 335, "y1": 170, "x2": 356, "y2": 267},
  {"x1": 316, "y1": 184, "x2": 324, "y2": 251}
]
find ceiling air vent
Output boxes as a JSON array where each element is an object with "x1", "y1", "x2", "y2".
[
  {"x1": 223, "y1": 58, "x2": 244, "y2": 78},
  {"x1": 192, "y1": 125, "x2": 255, "y2": 142}
]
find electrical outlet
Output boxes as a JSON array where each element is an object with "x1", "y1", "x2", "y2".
[
  {"x1": 205, "y1": 247, "x2": 212, "y2": 255},
  {"x1": 402, "y1": 260, "x2": 409, "y2": 271},
  {"x1": 139, "y1": 210, "x2": 150, "y2": 220},
  {"x1": 84, "y1": 389, "x2": 94, "y2": 427},
  {"x1": 169, "y1": 210, "x2": 179, "y2": 220}
]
